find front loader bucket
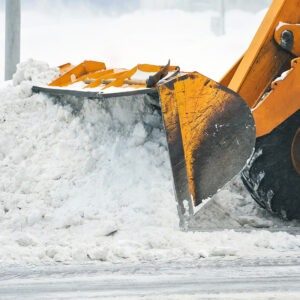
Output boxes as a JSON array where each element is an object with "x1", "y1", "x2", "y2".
[
  {"x1": 158, "y1": 73, "x2": 256, "y2": 226},
  {"x1": 32, "y1": 60, "x2": 256, "y2": 228}
]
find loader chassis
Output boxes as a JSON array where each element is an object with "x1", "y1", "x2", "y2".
[{"x1": 220, "y1": 0, "x2": 300, "y2": 220}]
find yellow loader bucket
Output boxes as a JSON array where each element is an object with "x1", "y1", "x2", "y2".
[{"x1": 158, "y1": 73, "x2": 255, "y2": 225}]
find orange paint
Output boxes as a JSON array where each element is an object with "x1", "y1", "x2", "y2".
[
  {"x1": 49, "y1": 61, "x2": 106, "y2": 87},
  {"x1": 228, "y1": 0, "x2": 300, "y2": 108},
  {"x1": 253, "y1": 58, "x2": 300, "y2": 137}
]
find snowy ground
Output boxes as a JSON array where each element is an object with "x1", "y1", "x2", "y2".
[
  {"x1": 0, "y1": 7, "x2": 299, "y2": 267},
  {"x1": 1, "y1": 259, "x2": 300, "y2": 299}
]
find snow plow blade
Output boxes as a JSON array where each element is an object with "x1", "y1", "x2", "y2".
[{"x1": 158, "y1": 73, "x2": 255, "y2": 222}]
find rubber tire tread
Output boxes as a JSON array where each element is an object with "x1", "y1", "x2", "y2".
[{"x1": 241, "y1": 110, "x2": 300, "y2": 220}]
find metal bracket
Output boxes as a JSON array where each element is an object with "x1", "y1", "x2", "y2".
[{"x1": 274, "y1": 23, "x2": 300, "y2": 56}]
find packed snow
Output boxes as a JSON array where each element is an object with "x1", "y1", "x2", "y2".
[{"x1": 0, "y1": 7, "x2": 299, "y2": 266}]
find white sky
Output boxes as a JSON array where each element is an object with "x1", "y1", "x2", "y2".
[{"x1": 0, "y1": 2, "x2": 267, "y2": 81}]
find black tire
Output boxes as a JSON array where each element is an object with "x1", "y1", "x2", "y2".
[{"x1": 241, "y1": 110, "x2": 300, "y2": 220}]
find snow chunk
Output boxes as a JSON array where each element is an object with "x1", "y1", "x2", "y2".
[
  {"x1": 129, "y1": 122, "x2": 148, "y2": 146},
  {"x1": 12, "y1": 59, "x2": 59, "y2": 86}
]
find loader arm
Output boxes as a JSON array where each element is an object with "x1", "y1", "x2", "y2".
[{"x1": 227, "y1": 0, "x2": 300, "y2": 109}]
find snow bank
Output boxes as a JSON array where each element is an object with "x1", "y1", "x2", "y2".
[{"x1": 0, "y1": 60, "x2": 299, "y2": 265}]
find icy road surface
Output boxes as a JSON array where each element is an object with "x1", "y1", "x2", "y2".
[{"x1": 1, "y1": 258, "x2": 300, "y2": 299}]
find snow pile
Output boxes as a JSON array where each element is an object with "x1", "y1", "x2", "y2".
[
  {"x1": 0, "y1": 60, "x2": 299, "y2": 265},
  {"x1": 0, "y1": 60, "x2": 178, "y2": 264}
]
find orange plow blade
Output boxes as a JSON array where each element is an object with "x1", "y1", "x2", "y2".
[{"x1": 158, "y1": 73, "x2": 256, "y2": 225}]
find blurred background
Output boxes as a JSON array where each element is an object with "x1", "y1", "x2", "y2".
[
  {"x1": 0, "y1": 0, "x2": 272, "y2": 81},
  {"x1": 0, "y1": 0, "x2": 272, "y2": 14}
]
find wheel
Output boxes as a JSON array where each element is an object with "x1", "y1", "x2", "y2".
[
  {"x1": 292, "y1": 127, "x2": 300, "y2": 176},
  {"x1": 241, "y1": 110, "x2": 300, "y2": 220}
]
